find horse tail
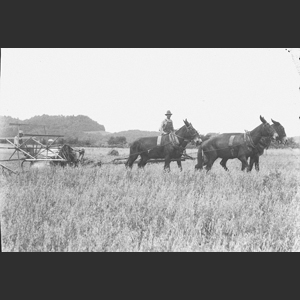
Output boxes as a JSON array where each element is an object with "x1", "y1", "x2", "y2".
[
  {"x1": 125, "y1": 140, "x2": 142, "y2": 167},
  {"x1": 195, "y1": 144, "x2": 204, "y2": 170},
  {"x1": 129, "y1": 140, "x2": 142, "y2": 155}
]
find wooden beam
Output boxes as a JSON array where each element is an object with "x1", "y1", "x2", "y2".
[
  {"x1": 0, "y1": 163, "x2": 17, "y2": 173},
  {"x1": 23, "y1": 134, "x2": 64, "y2": 137},
  {"x1": 24, "y1": 159, "x2": 67, "y2": 161}
]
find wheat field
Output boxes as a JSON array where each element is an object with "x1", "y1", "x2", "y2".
[{"x1": 1, "y1": 148, "x2": 300, "y2": 252}]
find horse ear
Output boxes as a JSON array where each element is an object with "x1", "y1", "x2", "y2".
[
  {"x1": 260, "y1": 115, "x2": 267, "y2": 123},
  {"x1": 271, "y1": 118, "x2": 280, "y2": 125}
]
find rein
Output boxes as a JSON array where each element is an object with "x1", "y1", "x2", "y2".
[
  {"x1": 245, "y1": 122, "x2": 277, "y2": 150},
  {"x1": 174, "y1": 125, "x2": 199, "y2": 143}
]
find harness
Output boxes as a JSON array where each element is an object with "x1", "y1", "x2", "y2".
[
  {"x1": 226, "y1": 132, "x2": 255, "y2": 157},
  {"x1": 229, "y1": 135, "x2": 235, "y2": 147},
  {"x1": 156, "y1": 132, "x2": 181, "y2": 150},
  {"x1": 147, "y1": 124, "x2": 198, "y2": 157},
  {"x1": 169, "y1": 132, "x2": 180, "y2": 146},
  {"x1": 244, "y1": 130, "x2": 255, "y2": 149},
  {"x1": 228, "y1": 135, "x2": 236, "y2": 156},
  {"x1": 157, "y1": 124, "x2": 198, "y2": 146},
  {"x1": 201, "y1": 131, "x2": 258, "y2": 157}
]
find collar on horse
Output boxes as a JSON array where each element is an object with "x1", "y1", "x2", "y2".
[{"x1": 244, "y1": 130, "x2": 255, "y2": 148}]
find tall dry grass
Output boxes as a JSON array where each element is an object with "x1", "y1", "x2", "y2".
[{"x1": 1, "y1": 148, "x2": 299, "y2": 251}]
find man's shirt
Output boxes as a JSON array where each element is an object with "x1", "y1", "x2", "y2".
[
  {"x1": 159, "y1": 119, "x2": 174, "y2": 134},
  {"x1": 14, "y1": 136, "x2": 23, "y2": 146}
]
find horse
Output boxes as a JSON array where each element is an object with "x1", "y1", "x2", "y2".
[
  {"x1": 247, "y1": 119, "x2": 287, "y2": 171},
  {"x1": 217, "y1": 119, "x2": 287, "y2": 172},
  {"x1": 125, "y1": 119, "x2": 202, "y2": 171},
  {"x1": 50, "y1": 144, "x2": 85, "y2": 167},
  {"x1": 194, "y1": 116, "x2": 279, "y2": 172}
]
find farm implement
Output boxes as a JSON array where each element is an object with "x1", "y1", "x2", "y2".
[
  {"x1": 0, "y1": 123, "x2": 84, "y2": 174},
  {"x1": 0, "y1": 123, "x2": 199, "y2": 174}
]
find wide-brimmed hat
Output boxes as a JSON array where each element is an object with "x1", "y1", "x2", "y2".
[
  {"x1": 19, "y1": 130, "x2": 24, "y2": 135},
  {"x1": 165, "y1": 110, "x2": 172, "y2": 115}
]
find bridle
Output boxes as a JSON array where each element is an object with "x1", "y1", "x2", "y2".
[
  {"x1": 245, "y1": 122, "x2": 277, "y2": 149},
  {"x1": 173, "y1": 124, "x2": 201, "y2": 148},
  {"x1": 263, "y1": 122, "x2": 278, "y2": 140},
  {"x1": 174, "y1": 124, "x2": 200, "y2": 144},
  {"x1": 272, "y1": 124, "x2": 287, "y2": 144}
]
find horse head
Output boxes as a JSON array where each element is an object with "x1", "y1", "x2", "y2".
[
  {"x1": 259, "y1": 115, "x2": 278, "y2": 140},
  {"x1": 271, "y1": 119, "x2": 287, "y2": 144},
  {"x1": 181, "y1": 119, "x2": 202, "y2": 145}
]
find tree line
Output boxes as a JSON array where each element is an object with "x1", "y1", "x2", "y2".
[{"x1": 1, "y1": 115, "x2": 299, "y2": 148}]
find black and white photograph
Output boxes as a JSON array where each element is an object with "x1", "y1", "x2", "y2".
[{"x1": 0, "y1": 48, "x2": 300, "y2": 252}]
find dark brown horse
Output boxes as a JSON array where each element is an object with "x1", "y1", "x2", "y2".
[
  {"x1": 195, "y1": 116, "x2": 279, "y2": 172},
  {"x1": 125, "y1": 119, "x2": 201, "y2": 171},
  {"x1": 51, "y1": 144, "x2": 85, "y2": 167},
  {"x1": 248, "y1": 119, "x2": 287, "y2": 171},
  {"x1": 217, "y1": 119, "x2": 287, "y2": 172}
]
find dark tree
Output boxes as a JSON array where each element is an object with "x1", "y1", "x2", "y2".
[{"x1": 108, "y1": 136, "x2": 127, "y2": 145}]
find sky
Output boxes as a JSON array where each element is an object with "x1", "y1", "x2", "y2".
[{"x1": 1, "y1": 48, "x2": 300, "y2": 137}]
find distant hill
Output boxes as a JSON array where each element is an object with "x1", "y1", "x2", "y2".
[
  {"x1": 0, "y1": 115, "x2": 160, "y2": 146},
  {"x1": 109, "y1": 130, "x2": 160, "y2": 144},
  {"x1": 0, "y1": 115, "x2": 105, "y2": 138}
]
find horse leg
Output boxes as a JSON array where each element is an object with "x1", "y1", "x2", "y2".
[
  {"x1": 202, "y1": 151, "x2": 218, "y2": 172},
  {"x1": 220, "y1": 158, "x2": 229, "y2": 171},
  {"x1": 177, "y1": 159, "x2": 182, "y2": 171},
  {"x1": 195, "y1": 147, "x2": 204, "y2": 170},
  {"x1": 138, "y1": 154, "x2": 148, "y2": 169},
  {"x1": 248, "y1": 156, "x2": 255, "y2": 172},
  {"x1": 254, "y1": 156, "x2": 260, "y2": 171},
  {"x1": 238, "y1": 156, "x2": 249, "y2": 171},
  {"x1": 164, "y1": 155, "x2": 171, "y2": 172},
  {"x1": 125, "y1": 153, "x2": 139, "y2": 169},
  {"x1": 195, "y1": 149, "x2": 213, "y2": 171},
  {"x1": 205, "y1": 157, "x2": 217, "y2": 172}
]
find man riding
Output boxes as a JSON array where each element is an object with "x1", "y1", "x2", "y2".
[{"x1": 159, "y1": 110, "x2": 174, "y2": 135}]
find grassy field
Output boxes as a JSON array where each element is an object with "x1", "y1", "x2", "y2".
[{"x1": 1, "y1": 148, "x2": 300, "y2": 252}]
